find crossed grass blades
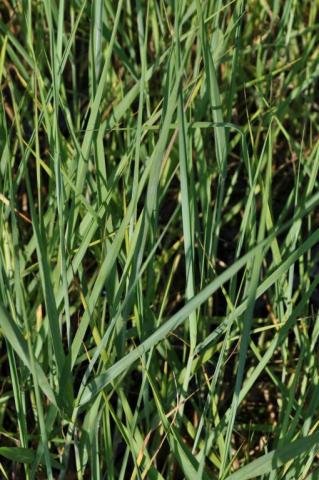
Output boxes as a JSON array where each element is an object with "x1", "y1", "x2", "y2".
[{"x1": 1, "y1": 1, "x2": 319, "y2": 479}]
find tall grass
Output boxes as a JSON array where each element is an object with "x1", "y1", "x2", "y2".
[{"x1": 0, "y1": 1, "x2": 319, "y2": 478}]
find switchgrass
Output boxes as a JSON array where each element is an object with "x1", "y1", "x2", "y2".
[{"x1": 0, "y1": 1, "x2": 319, "y2": 478}]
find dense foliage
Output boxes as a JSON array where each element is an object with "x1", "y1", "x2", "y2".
[{"x1": 0, "y1": 1, "x2": 319, "y2": 478}]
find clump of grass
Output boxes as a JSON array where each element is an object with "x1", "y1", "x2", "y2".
[{"x1": 0, "y1": 1, "x2": 319, "y2": 479}]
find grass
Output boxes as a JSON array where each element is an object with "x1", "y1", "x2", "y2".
[{"x1": 0, "y1": 0, "x2": 319, "y2": 478}]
